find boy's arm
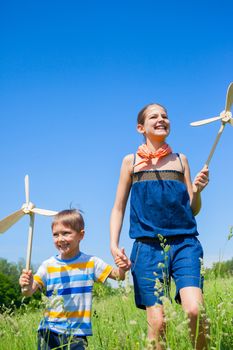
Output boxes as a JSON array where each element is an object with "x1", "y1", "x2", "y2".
[
  {"x1": 19, "y1": 269, "x2": 39, "y2": 297},
  {"x1": 108, "y1": 267, "x2": 126, "y2": 281}
]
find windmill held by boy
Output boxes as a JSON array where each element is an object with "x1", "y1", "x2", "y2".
[{"x1": 0, "y1": 175, "x2": 57, "y2": 273}]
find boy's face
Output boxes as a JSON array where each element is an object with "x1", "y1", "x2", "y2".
[{"x1": 52, "y1": 222, "x2": 84, "y2": 260}]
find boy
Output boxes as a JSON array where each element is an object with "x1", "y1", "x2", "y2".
[{"x1": 19, "y1": 209, "x2": 127, "y2": 350}]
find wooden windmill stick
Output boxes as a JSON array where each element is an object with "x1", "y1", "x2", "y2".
[
  {"x1": 22, "y1": 213, "x2": 35, "y2": 292},
  {"x1": 25, "y1": 213, "x2": 35, "y2": 271},
  {"x1": 205, "y1": 123, "x2": 225, "y2": 167}
]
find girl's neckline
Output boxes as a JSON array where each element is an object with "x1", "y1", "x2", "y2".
[{"x1": 132, "y1": 169, "x2": 184, "y2": 175}]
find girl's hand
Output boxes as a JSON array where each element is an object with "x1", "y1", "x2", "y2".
[{"x1": 193, "y1": 165, "x2": 209, "y2": 193}]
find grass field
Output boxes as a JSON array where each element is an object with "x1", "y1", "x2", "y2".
[{"x1": 0, "y1": 277, "x2": 232, "y2": 350}]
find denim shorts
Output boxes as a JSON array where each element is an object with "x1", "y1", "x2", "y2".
[
  {"x1": 130, "y1": 235, "x2": 204, "y2": 309},
  {"x1": 38, "y1": 329, "x2": 88, "y2": 350}
]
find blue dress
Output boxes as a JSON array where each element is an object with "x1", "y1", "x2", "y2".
[
  {"x1": 129, "y1": 154, "x2": 203, "y2": 309},
  {"x1": 129, "y1": 163, "x2": 198, "y2": 239}
]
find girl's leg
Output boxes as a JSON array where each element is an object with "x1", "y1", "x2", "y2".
[
  {"x1": 146, "y1": 305, "x2": 164, "y2": 350},
  {"x1": 180, "y1": 287, "x2": 208, "y2": 350}
]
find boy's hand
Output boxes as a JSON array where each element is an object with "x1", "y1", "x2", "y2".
[
  {"x1": 118, "y1": 267, "x2": 126, "y2": 280},
  {"x1": 19, "y1": 269, "x2": 33, "y2": 290},
  {"x1": 109, "y1": 266, "x2": 126, "y2": 280},
  {"x1": 193, "y1": 165, "x2": 209, "y2": 193},
  {"x1": 114, "y1": 247, "x2": 131, "y2": 271}
]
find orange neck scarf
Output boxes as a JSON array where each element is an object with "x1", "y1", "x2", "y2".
[{"x1": 134, "y1": 143, "x2": 172, "y2": 168}]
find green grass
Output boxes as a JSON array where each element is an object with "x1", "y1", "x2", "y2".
[{"x1": 0, "y1": 277, "x2": 233, "y2": 350}]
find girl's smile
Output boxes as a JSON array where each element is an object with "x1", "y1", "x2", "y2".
[{"x1": 137, "y1": 105, "x2": 170, "y2": 142}]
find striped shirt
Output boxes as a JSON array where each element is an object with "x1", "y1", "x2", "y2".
[{"x1": 34, "y1": 252, "x2": 113, "y2": 336}]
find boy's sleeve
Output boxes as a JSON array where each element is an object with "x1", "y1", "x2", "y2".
[
  {"x1": 92, "y1": 256, "x2": 113, "y2": 283},
  {"x1": 33, "y1": 261, "x2": 47, "y2": 289}
]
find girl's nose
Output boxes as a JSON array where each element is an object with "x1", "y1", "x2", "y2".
[{"x1": 157, "y1": 114, "x2": 164, "y2": 121}]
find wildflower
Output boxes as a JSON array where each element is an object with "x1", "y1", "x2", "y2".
[
  {"x1": 158, "y1": 262, "x2": 165, "y2": 269},
  {"x1": 157, "y1": 234, "x2": 164, "y2": 242},
  {"x1": 41, "y1": 292, "x2": 64, "y2": 310},
  {"x1": 199, "y1": 257, "x2": 206, "y2": 276},
  {"x1": 124, "y1": 271, "x2": 132, "y2": 295},
  {"x1": 164, "y1": 244, "x2": 170, "y2": 253},
  {"x1": 227, "y1": 226, "x2": 233, "y2": 240},
  {"x1": 154, "y1": 278, "x2": 164, "y2": 295},
  {"x1": 129, "y1": 320, "x2": 137, "y2": 325}
]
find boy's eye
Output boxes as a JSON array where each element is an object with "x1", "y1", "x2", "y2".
[
  {"x1": 63, "y1": 231, "x2": 71, "y2": 236},
  {"x1": 53, "y1": 231, "x2": 71, "y2": 238}
]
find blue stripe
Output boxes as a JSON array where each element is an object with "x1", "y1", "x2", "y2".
[
  {"x1": 39, "y1": 321, "x2": 92, "y2": 332},
  {"x1": 46, "y1": 286, "x2": 93, "y2": 297},
  {"x1": 47, "y1": 273, "x2": 94, "y2": 286}
]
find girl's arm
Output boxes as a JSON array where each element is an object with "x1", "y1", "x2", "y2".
[
  {"x1": 110, "y1": 154, "x2": 133, "y2": 268},
  {"x1": 19, "y1": 269, "x2": 39, "y2": 297},
  {"x1": 181, "y1": 154, "x2": 209, "y2": 216}
]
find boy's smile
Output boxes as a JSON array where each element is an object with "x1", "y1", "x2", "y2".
[{"x1": 52, "y1": 222, "x2": 84, "y2": 260}]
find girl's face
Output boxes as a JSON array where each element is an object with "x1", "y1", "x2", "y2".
[{"x1": 137, "y1": 104, "x2": 170, "y2": 141}]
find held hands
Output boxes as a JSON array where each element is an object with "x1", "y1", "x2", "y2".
[
  {"x1": 193, "y1": 165, "x2": 209, "y2": 193},
  {"x1": 19, "y1": 269, "x2": 33, "y2": 292},
  {"x1": 113, "y1": 247, "x2": 131, "y2": 271}
]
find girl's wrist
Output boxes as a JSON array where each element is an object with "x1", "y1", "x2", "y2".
[{"x1": 192, "y1": 184, "x2": 200, "y2": 194}]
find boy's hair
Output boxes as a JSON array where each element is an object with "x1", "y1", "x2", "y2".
[
  {"x1": 52, "y1": 209, "x2": 85, "y2": 232},
  {"x1": 137, "y1": 103, "x2": 167, "y2": 125}
]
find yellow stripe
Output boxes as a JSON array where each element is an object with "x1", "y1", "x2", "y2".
[
  {"x1": 47, "y1": 310, "x2": 91, "y2": 318},
  {"x1": 47, "y1": 261, "x2": 94, "y2": 273},
  {"x1": 97, "y1": 265, "x2": 113, "y2": 283},
  {"x1": 34, "y1": 275, "x2": 44, "y2": 288}
]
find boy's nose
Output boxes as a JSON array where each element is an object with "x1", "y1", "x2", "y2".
[{"x1": 58, "y1": 235, "x2": 65, "y2": 242}]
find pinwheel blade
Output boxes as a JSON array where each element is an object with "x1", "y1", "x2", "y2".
[
  {"x1": 32, "y1": 207, "x2": 58, "y2": 216},
  {"x1": 0, "y1": 209, "x2": 25, "y2": 233},
  {"x1": 25, "y1": 175, "x2": 30, "y2": 205},
  {"x1": 190, "y1": 115, "x2": 222, "y2": 126},
  {"x1": 225, "y1": 82, "x2": 233, "y2": 112}
]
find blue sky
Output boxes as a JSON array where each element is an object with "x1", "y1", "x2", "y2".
[{"x1": 1, "y1": 1, "x2": 233, "y2": 270}]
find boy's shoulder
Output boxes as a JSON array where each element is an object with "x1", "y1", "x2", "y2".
[
  {"x1": 79, "y1": 251, "x2": 100, "y2": 262},
  {"x1": 42, "y1": 255, "x2": 57, "y2": 263},
  {"x1": 80, "y1": 252, "x2": 109, "y2": 266},
  {"x1": 39, "y1": 255, "x2": 57, "y2": 267}
]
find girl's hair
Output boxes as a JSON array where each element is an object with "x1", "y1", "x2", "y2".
[
  {"x1": 137, "y1": 103, "x2": 167, "y2": 125},
  {"x1": 52, "y1": 209, "x2": 84, "y2": 232}
]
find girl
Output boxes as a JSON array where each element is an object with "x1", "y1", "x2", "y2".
[{"x1": 110, "y1": 103, "x2": 209, "y2": 350}]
